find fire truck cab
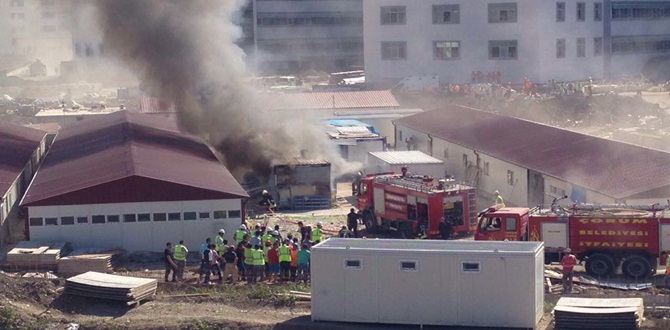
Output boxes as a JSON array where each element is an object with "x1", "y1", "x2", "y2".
[
  {"x1": 474, "y1": 205, "x2": 530, "y2": 242},
  {"x1": 356, "y1": 170, "x2": 477, "y2": 238}
]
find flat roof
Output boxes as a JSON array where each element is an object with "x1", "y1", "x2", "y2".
[
  {"x1": 313, "y1": 238, "x2": 543, "y2": 254},
  {"x1": 369, "y1": 150, "x2": 444, "y2": 165}
]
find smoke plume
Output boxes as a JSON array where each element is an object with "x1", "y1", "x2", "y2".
[{"x1": 93, "y1": 0, "x2": 330, "y2": 177}]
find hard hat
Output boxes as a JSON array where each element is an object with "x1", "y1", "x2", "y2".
[
  {"x1": 317, "y1": 221, "x2": 323, "y2": 227},
  {"x1": 565, "y1": 248, "x2": 571, "y2": 253},
  {"x1": 262, "y1": 190, "x2": 268, "y2": 194},
  {"x1": 239, "y1": 224, "x2": 246, "y2": 230},
  {"x1": 218, "y1": 229, "x2": 225, "y2": 235},
  {"x1": 272, "y1": 230, "x2": 279, "y2": 236},
  {"x1": 494, "y1": 190, "x2": 500, "y2": 194}
]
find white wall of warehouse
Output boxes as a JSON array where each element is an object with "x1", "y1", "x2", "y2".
[{"x1": 26, "y1": 199, "x2": 244, "y2": 253}]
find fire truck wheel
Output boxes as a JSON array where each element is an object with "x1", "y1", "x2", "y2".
[
  {"x1": 363, "y1": 212, "x2": 377, "y2": 233},
  {"x1": 585, "y1": 253, "x2": 615, "y2": 277},
  {"x1": 622, "y1": 255, "x2": 652, "y2": 278}
]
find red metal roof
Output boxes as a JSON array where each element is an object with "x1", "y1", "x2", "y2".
[
  {"x1": 394, "y1": 105, "x2": 670, "y2": 199},
  {"x1": 21, "y1": 111, "x2": 248, "y2": 206},
  {"x1": 257, "y1": 90, "x2": 400, "y2": 111},
  {"x1": 0, "y1": 121, "x2": 46, "y2": 194}
]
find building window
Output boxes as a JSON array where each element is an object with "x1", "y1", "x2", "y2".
[
  {"x1": 153, "y1": 213, "x2": 167, "y2": 221},
  {"x1": 44, "y1": 217, "x2": 58, "y2": 226},
  {"x1": 344, "y1": 259, "x2": 362, "y2": 269},
  {"x1": 505, "y1": 217, "x2": 517, "y2": 231},
  {"x1": 380, "y1": 6, "x2": 406, "y2": 25},
  {"x1": 484, "y1": 161, "x2": 490, "y2": 176},
  {"x1": 507, "y1": 170, "x2": 515, "y2": 185},
  {"x1": 213, "y1": 210, "x2": 227, "y2": 219},
  {"x1": 381, "y1": 41, "x2": 407, "y2": 60},
  {"x1": 229, "y1": 210, "x2": 241, "y2": 218},
  {"x1": 184, "y1": 212, "x2": 197, "y2": 220},
  {"x1": 29, "y1": 217, "x2": 43, "y2": 226},
  {"x1": 462, "y1": 261, "x2": 481, "y2": 272},
  {"x1": 556, "y1": 39, "x2": 566, "y2": 58},
  {"x1": 611, "y1": 36, "x2": 670, "y2": 54},
  {"x1": 199, "y1": 212, "x2": 210, "y2": 219},
  {"x1": 434, "y1": 41, "x2": 460, "y2": 60},
  {"x1": 10, "y1": 0, "x2": 24, "y2": 7},
  {"x1": 611, "y1": 3, "x2": 670, "y2": 20},
  {"x1": 92, "y1": 215, "x2": 106, "y2": 224},
  {"x1": 462, "y1": 154, "x2": 468, "y2": 167},
  {"x1": 489, "y1": 40, "x2": 517, "y2": 59},
  {"x1": 398, "y1": 130, "x2": 403, "y2": 142},
  {"x1": 594, "y1": 2, "x2": 603, "y2": 21},
  {"x1": 107, "y1": 215, "x2": 120, "y2": 223},
  {"x1": 76, "y1": 216, "x2": 88, "y2": 224},
  {"x1": 123, "y1": 214, "x2": 137, "y2": 223},
  {"x1": 432, "y1": 5, "x2": 459, "y2": 24},
  {"x1": 137, "y1": 213, "x2": 151, "y2": 222},
  {"x1": 594, "y1": 37, "x2": 603, "y2": 55},
  {"x1": 577, "y1": 38, "x2": 586, "y2": 57},
  {"x1": 556, "y1": 2, "x2": 565, "y2": 22},
  {"x1": 488, "y1": 3, "x2": 517, "y2": 23},
  {"x1": 168, "y1": 212, "x2": 181, "y2": 221},
  {"x1": 443, "y1": 148, "x2": 449, "y2": 159},
  {"x1": 400, "y1": 260, "x2": 418, "y2": 271},
  {"x1": 61, "y1": 216, "x2": 75, "y2": 225},
  {"x1": 41, "y1": 0, "x2": 55, "y2": 5},
  {"x1": 550, "y1": 185, "x2": 566, "y2": 197},
  {"x1": 577, "y1": 2, "x2": 586, "y2": 21}
]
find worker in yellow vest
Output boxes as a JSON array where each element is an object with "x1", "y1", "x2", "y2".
[
  {"x1": 244, "y1": 242, "x2": 254, "y2": 284},
  {"x1": 234, "y1": 224, "x2": 248, "y2": 246},
  {"x1": 311, "y1": 222, "x2": 324, "y2": 243},
  {"x1": 215, "y1": 229, "x2": 226, "y2": 254},
  {"x1": 278, "y1": 239, "x2": 292, "y2": 281},
  {"x1": 251, "y1": 245, "x2": 265, "y2": 283},
  {"x1": 173, "y1": 240, "x2": 188, "y2": 282}
]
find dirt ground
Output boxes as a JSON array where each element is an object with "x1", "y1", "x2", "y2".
[{"x1": 1, "y1": 187, "x2": 670, "y2": 330}]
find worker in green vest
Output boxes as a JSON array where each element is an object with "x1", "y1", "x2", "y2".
[
  {"x1": 251, "y1": 245, "x2": 265, "y2": 283},
  {"x1": 215, "y1": 229, "x2": 226, "y2": 254},
  {"x1": 493, "y1": 190, "x2": 506, "y2": 207},
  {"x1": 312, "y1": 222, "x2": 323, "y2": 243},
  {"x1": 244, "y1": 243, "x2": 254, "y2": 284},
  {"x1": 173, "y1": 240, "x2": 188, "y2": 282},
  {"x1": 278, "y1": 239, "x2": 292, "y2": 281},
  {"x1": 234, "y1": 224, "x2": 248, "y2": 246},
  {"x1": 261, "y1": 229, "x2": 274, "y2": 246}
]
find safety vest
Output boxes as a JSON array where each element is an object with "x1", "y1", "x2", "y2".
[
  {"x1": 312, "y1": 227, "x2": 322, "y2": 242},
  {"x1": 252, "y1": 249, "x2": 265, "y2": 266},
  {"x1": 278, "y1": 245, "x2": 291, "y2": 262},
  {"x1": 215, "y1": 235, "x2": 225, "y2": 253},
  {"x1": 234, "y1": 230, "x2": 246, "y2": 244},
  {"x1": 173, "y1": 244, "x2": 186, "y2": 261},
  {"x1": 244, "y1": 247, "x2": 253, "y2": 265}
]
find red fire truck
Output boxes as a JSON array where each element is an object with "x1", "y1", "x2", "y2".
[
  {"x1": 474, "y1": 199, "x2": 670, "y2": 278},
  {"x1": 355, "y1": 170, "x2": 477, "y2": 238}
]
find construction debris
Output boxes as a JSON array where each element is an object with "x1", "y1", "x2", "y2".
[
  {"x1": 6, "y1": 241, "x2": 69, "y2": 271},
  {"x1": 65, "y1": 271, "x2": 157, "y2": 306},
  {"x1": 553, "y1": 297, "x2": 644, "y2": 329},
  {"x1": 57, "y1": 248, "x2": 124, "y2": 277},
  {"x1": 544, "y1": 268, "x2": 652, "y2": 292}
]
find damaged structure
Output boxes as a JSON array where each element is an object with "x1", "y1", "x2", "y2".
[
  {"x1": 269, "y1": 160, "x2": 332, "y2": 210},
  {"x1": 326, "y1": 119, "x2": 385, "y2": 164}
]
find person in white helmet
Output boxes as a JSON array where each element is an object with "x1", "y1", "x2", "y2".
[
  {"x1": 215, "y1": 229, "x2": 226, "y2": 254},
  {"x1": 259, "y1": 189, "x2": 276, "y2": 214},
  {"x1": 235, "y1": 224, "x2": 248, "y2": 246},
  {"x1": 493, "y1": 190, "x2": 505, "y2": 207}
]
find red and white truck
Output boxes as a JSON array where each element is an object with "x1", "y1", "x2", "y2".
[
  {"x1": 474, "y1": 199, "x2": 670, "y2": 277},
  {"x1": 355, "y1": 169, "x2": 477, "y2": 238}
]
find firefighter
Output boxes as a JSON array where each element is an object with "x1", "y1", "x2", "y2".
[
  {"x1": 346, "y1": 208, "x2": 360, "y2": 238},
  {"x1": 438, "y1": 217, "x2": 453, "y2": 240},
  {"x1": 493, "y1": 190, "x2": 505, "y2": 207},
  {"x1": 259, "y1": 190, "x2": 276, "y2": 213},
  {"x1": 561, "y1": 248, "x2": 577, "y2": 293}
]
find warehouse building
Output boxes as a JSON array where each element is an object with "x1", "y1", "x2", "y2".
[
  {"x1": 393, "y1": 105, "x2": 670, "y2": 207},
  {"x1": 0, "y1": 122, "x2": 49, "y2": 248},
  {"x1": 20, "y1": 111, "x2": 249, "y2": 253},
  {"x1": 364, "y1": 0, "x2": 670, "y2": 84}
]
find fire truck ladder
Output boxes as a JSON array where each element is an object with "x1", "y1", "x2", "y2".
[
  {"x1": 467, "y1": 189, "x2": 477, "y2": 225},
  {"x1": 463, "y1": 164, "x2": 481, "y2": 186},
  {"x1": 570, "y1": 203, "x2": 670, "y2": 217},
  {"x1": 377, "y1": 177, "x2": 433, "y2": 194}
]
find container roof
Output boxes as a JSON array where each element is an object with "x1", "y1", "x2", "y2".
[
  {"x1": 257, "y1": 90, "x2": 400, "y2": 111},
  {"x1": 0, "y1": 121, "x2": 46, "y2": 195},
  {"x1": 369, "y1": 151, "x2": 444, "y2": 165},
  {"x1": 314, "y1": 239, "x2": 543, "y2": 253},
  {"x1": 394, "y1": 105, "x2": 670, "y2": 199},
  {"x1": 21, "y1": 111, "x2": 248, "y2": 206}
]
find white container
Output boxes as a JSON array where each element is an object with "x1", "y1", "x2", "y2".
[
  {"x1": 311, "y1": 239, "x2": 544, "y2": 329},
  {"x1": 367, "y1": 150, "x2": 445, "y2": 179}
]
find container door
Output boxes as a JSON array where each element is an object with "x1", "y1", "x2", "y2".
[
  {"x1": 541, "y1": 222, "x2": 568, "y2": 249},
  {"x1": 660, "y1": 224, "x2": 670, "y2": 253}
]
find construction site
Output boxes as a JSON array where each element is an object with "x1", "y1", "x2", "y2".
[{"x1": 2, "y1": 1, "x2": 670, "y2": 329}]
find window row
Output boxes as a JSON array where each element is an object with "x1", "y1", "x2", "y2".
[
  {"x1": 258, "y1": 39, "x2": 363, "y2": 53},
  {"x1": 382, "y1": 3, "x2": 517, "y2": 25},
  {"x1": 29, "y1": 210, "x2": 241, "y2": 226},
  {"x1": 556, "y1": 37, "x2": 602, "y2": 58},
  {"x1": 257, "y1": 14, "x2": 363, "y2": 27},
  {"x1": 611, "y1": 37, "x2": 670, "y2": 54},
  {"x1": 556, "y1": 2, "x2": 602, "y2": 22},
  {"x1": 344, "y1": 259, "x2": 481, "y2": 273},
  {"x1": 381, "y1": 40, "x2": 517, "y2": 61},
  {"x1": 611, "y1": 4, "x2": 670, "y2": 20}
]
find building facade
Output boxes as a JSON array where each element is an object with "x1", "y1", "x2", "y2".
[
  {"x1": 364, "y1": 0, "x2": 670, "y2": 84},
  {"x1": 252, "y1": 0, "x2": 364, "y2": 74}
]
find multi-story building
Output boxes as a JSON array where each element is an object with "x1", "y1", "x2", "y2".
[
  {"x1": 2, "y1": 0, "x2": 73, "y2": 75},
  {"x1": 252, "y1": 0, "x2": 364, "y2": 74},
  {"x1": 364, "y1": 0, "x2": 670, "y2": 84}
]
